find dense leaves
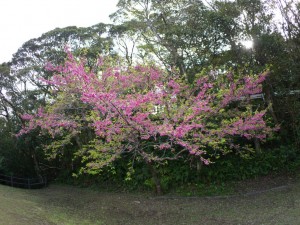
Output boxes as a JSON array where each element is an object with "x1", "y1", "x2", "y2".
[
  {"x1": 0, "y1": 0, "x2": 300, "y2": 192},
  {"x1": 17, "y1": 51, "x2": 275, "y2": 193}
]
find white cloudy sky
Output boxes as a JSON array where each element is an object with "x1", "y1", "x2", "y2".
[{"x1": 0, "y1": 0, "x2": 118, "y2": 63}]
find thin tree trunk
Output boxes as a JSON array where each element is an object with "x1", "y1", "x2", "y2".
[
  {"x1": 254, "y1": 138, "x2": 261, "y2": 154},
  {"x1": 32, "y1": 150, "x2": 42, "y2": 178},
  {"x1": 264, "y1": 77, "x2": 278, "y2": 124},
  {"x1": 147, "y1": 161, "x2": 162, "y2": 195}
]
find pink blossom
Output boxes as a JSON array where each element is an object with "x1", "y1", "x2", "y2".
[
  {"x1": 17, "y1": 52, "x2": 277, "y2": 167},
  {"x1": 21, "y1": 114, "x2": 34, "y2": 121}
]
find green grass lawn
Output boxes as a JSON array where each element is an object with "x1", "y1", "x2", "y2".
[{"x1": 0, "y1": 178, "x2": 300, "y2": 225}]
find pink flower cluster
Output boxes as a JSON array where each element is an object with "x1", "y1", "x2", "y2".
[{"x1": 18, "y1": 52, "x2": 276, "y2": 165}]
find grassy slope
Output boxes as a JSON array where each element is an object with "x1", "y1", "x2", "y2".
[{"x1": 0, "y1": 180, "x2": 300, "y2": 225}]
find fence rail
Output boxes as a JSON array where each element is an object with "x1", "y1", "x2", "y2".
[{"x1": 0, "y1": 173, "x2": 47, "y2": 189}]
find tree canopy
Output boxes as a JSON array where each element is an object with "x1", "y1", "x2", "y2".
[{"x1": 0, "y1": 0, "x2": 300, "y2": 192}]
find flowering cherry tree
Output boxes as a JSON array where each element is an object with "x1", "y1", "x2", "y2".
[{"x1": 18, "y1": 52, "x2": 276, "y2": 193}]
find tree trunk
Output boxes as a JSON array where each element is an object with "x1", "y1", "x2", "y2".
[
  {"x1": 147, "y1": 161, "x2": 162, "y2": 195},
  {"x1": 254, "y1": 138, "x2": 261, "y2": 154},
  {"x1": 264, "y1": 77, "x2": 278, "y2": 124},
  {"x1": 32, "y1": 149, "x2": 42, "y2": 178}
]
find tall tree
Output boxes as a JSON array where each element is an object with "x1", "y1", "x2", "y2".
[
  {"x1": 18, "y1": 52, "x2": 275, "y2": 193},
  {"x1": 110, "y1": 0, "x2": 277, "y2": 81},
  {"x1": 11, "y1": 23, "x2": 114, "y2": 99},
  {"x1": 0, "y1": 23, "x2": 116, "y2": 177}
]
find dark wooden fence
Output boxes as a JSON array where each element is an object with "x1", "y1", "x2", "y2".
[{"x1": 0, "y1": 173, "x2": 47, "y2": 189}]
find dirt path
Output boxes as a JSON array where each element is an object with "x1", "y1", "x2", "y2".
[{"x1": 0, "y1": 175, "x2": 300, "y2": 225}]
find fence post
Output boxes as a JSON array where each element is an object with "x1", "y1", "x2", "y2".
[
  {"x1": 10, "y1": 176, "x2": 13, "y2": 187},
  {"x1": 28, "y1": 178, "x2": 31, "y2": 189}
]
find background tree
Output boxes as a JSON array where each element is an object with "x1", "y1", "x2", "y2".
[
  {"x1": 11, "y1": 23, "x2": 114, "y2": 96},
  {"x1": 0, "y1": 62, "x2": 40, "y2": 176},
  {"x1": 110, "y1": 0, "x2": 273, "y2": 80},
  {"x1": 0, "y1": 23, "x2": 116, "y2": 177}
]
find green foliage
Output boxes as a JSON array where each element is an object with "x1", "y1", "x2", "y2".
[
  {"x1": 200, "y1": 145, "x2": 300, "y2": 183},
  {"x1": 66, "y1": 142, "x2": 300, "y2": 193},
  {"x1": 1, "y1": 0, "x2": 300, "y2": 193}
]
